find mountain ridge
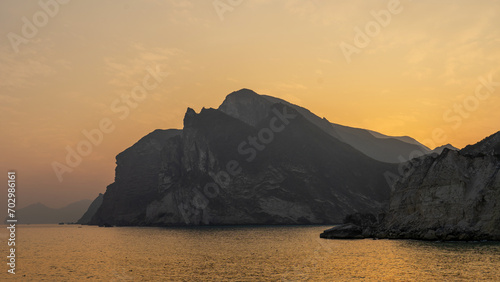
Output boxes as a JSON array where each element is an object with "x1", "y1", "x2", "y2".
[
  {"x1": 87, "y1": 90, "x2": 399, "y2": 226},
  {"x1": 219, "y1": 89, "x2": 434, "y2": 163},
  {"x1": 7, "y1": 199, "x2": 92, "y2": 224}
]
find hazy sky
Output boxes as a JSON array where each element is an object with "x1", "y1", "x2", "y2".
[{"x1": 1, "y1": 0, "x2": 500, "y2": 209}]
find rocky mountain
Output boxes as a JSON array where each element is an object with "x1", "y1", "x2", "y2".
[
  {"x1": 88, "y1": 89, "x2": 399, "y2": 226},
  {"x1": 77, "y1": 193, "x2": 104, "y2": 224},
  {"x1": 461, "y1": 131, "x2": 500, "y2": 156},
  {"x1": 9, "y1": 200, "x2": 92, "y2": 224},
  {"x1": 219, "y1": 89, "x2": 433, "y2": 163},
  {"x1": 321, "y1": 131, "x2": 500, "y2": 241},
  {"x1": 90, "y1": 129, "x2": 181, "y2": 225}
]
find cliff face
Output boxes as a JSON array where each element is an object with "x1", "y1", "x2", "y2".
[
  {"x1": 90, "y1": 129, "x2": 181, "y2": 225},
  {"x1": 382, "y1": 147, "x2": 500, "y2": 240},
  {"x1": 89, "y1": 96, "x2": 396, "y2": 226},
  {"x1": 322, "y1": 131, "x2": 500, "y2": 241}
]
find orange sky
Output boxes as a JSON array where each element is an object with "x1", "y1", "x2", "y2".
[{"x1": 1, "y1": 0, "x2": 500, "y2": 209}]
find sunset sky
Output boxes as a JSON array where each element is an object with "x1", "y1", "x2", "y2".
[{"x1": 1, "y1": 0, "x2": 500, "y2": 209}]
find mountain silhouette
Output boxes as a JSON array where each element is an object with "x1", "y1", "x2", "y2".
[
  {"x1": 85, "y1": 89, "x2": 445, "y2": 226},
  {"x1": 8, "y1": 199, "x2": 92, "y2": 224}
]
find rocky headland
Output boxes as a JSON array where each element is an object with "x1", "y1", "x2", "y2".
[{"x1": 321, "y1": 132, "x2": 500, "y2": 241}]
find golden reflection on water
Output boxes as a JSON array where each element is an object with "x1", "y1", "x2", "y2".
[{"x1": 3, "y1": 224, "x2": 500, "y2": 281}]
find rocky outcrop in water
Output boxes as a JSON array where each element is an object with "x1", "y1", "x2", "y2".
[
  {"x1": 88, "y1": 89, "x2": 398, "y2": 226},
  {"x1": 320, "y1": 213, "x2": 379, "y2": 239},
  {"x1": 321, "y1": 131, "x2": 500, "y2": 241}
]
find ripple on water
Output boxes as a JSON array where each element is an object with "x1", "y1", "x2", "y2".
[{"x1": 5, "y1": 224, "x2": 500, "y2": 281}]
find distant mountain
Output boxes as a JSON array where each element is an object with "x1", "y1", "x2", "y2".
[
  {"x1": 432, "y1": 143, "x2": 458, "y2": 154},
  {"x1": 77, "y1": 193, "x2": 104, "y2": 224},
  {"x1": 330, "y1": 123, "x2": 431, "y2": 163},
  {"x1": 10, "y1": 199, "x2": 92, "y2": 224},
  {"x1": 219, "y1": 89, "x2": 433, "y2": 163},
  {"x1": 87, "y1": 89, "x2": 399, "y2": 226}
]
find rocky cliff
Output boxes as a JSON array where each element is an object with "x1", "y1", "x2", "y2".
[
  {"x1": 90, "y1": 129, "x2": 181, "y2": 225},
  {"x1": 322, "y1": 131, "x2": 500, "y2": 241},
  {"x1": 88, "y1": 90, "x2": 398, "y2": 226}
]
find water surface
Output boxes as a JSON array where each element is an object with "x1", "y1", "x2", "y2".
[{"x1": 3, "y1": 224, "x2": 500, "y2": 280}]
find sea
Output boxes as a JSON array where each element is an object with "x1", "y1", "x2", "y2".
[{"x1": 2, "y1": 224, "x2": 500, "y2": 281}]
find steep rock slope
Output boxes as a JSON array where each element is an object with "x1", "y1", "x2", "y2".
[
  {"x1": 381, "y1": 143, "x2": 500, "y2": 240},
  {"x1": 376, "y1": 132, "x2": 500, "y2": 240},
  {"x1": 90, "y1": 129, "x2": 181, "y2": 225},
  {"x1": 89, "y1": 100, "x2": 396, "y2": 226},
  {"x1": 322, "y1": 131, "x2": 500, "y2": 241}
]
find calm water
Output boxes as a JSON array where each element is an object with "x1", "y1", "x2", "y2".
[{"x1": 2, "y1": 224, "x2": 500, "y2": 281}]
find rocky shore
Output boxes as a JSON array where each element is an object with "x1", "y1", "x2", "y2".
[{"x1": 322, "y1": 132, "x2": 500, "y2": 241}]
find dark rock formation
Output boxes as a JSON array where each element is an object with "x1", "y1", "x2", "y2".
[
  {"x1": 380, "y1": 145, "x2": 500, "y2": 241},
  {"x1": 320, "y1": 224, "x2": 364, "y2": 239},
  {"x1": 88, "y1": 90, "x2": 398, "y2": 226},
  {"x1": 321, "y1": 131, "x2": 500, "y2": 241},
  {"x1": 461, "y1": 131, "x2": 500, "y2": 156},
  {"x1": 320, "y1": 212, "x2": 379, "y2": 239},
  {"x1": 91, "y1": 129, "x2": 181, "y2": 226}
]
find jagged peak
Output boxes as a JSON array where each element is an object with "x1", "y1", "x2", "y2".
[
  {"x1": 183, "y1": 107, "x2": 198, "y2": 127},
  {"x1": 185, "y1": 107, "x2": 197, "y2": 115}
]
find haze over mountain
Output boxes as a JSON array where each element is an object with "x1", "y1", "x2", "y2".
[
  {"x1": 432, "y1": 144, "x2": 459, "y2": 154},
  {"x1": 85, "y1": 89, "x2": 416, "y2": 226},
  {"x1": 77, "y1": 193, "x2": 104, "y2": 224},
  {"x1": 8, "y1": 199, "x2": 92, "y2": 224}
]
